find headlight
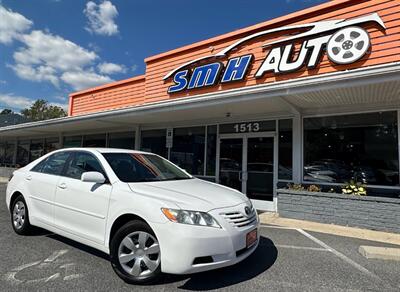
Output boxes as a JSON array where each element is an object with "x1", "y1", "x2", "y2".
[{"x1": 161, "y1": 208, "x2": 221, "y2": 228}]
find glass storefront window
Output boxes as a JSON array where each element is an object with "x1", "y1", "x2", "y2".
[
  {"x1": 170, "y1": 126, "x2": 205, "y2": 175},
  {"x1": 17, "y1": 140, "x2": 30, "y2": 166},
  {"x1": 44, "y1": 137, "x2": 60, "y2": 154},
  {"x1": 0, "y1": 142, "x2": 5, "y2": 165},
  {"x1": 63, "y1": 136, "x2": 82, "y2": 148},
  {"x1": 206, "y1": 125, "x2": 217, "y2": 176},
  {"x1": 83, "y1": 133, "x2": 106, "y2": 147},
  {"x1": 279, "y1": 119, "x2": 293, "y2": 180},
  {"x1": 141, "y1": 129, "x2": 167, "y2": 158},
  {"x1": 30, "y1": 139, "x2": 44, "y2": 162},
  {"x1": 4, "y1": 141, "x2": 15, "y2": 165},
  {"x1": 304, "y1": 112, "x2": 399, "y2": 186},
  {"x1": 108, "y1": 132, "x2": 135, "y2": 149}
]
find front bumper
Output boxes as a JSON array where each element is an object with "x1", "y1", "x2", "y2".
[{"x1": 152, "y1": 203, "x2": 260, "y2": 274}]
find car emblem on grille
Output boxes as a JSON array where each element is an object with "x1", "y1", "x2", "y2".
[{"x1": 244, "y1": 206, "x2": 252, "y2": 216}]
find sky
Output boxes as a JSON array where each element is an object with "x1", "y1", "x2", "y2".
[{"x1": 0, "y1": 0, "x2": 327, "y2": 113}]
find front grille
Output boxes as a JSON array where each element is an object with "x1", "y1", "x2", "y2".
[{"x1": 221, "y1": 208, "x2": 257, "y2": 228}]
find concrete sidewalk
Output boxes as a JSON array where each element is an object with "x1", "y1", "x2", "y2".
[{"x1": 259, "y1": 212, "x2": 400, "y2": 246}]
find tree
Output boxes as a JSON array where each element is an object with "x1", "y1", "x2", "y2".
[
  {"x1": 0, "y1": 109, "x2": 13, "y2": 115},
  {"x1": 20, "y1": 99, "x2": 67, "y2": 121}
]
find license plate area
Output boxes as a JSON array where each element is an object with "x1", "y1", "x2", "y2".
[{"x1": 246, "y1": 229, "x2": 257, "y2": 248}]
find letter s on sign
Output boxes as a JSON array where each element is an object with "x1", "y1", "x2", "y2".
[{"x1": 168, "y1": 70, "x2": 189, "y2": 93}]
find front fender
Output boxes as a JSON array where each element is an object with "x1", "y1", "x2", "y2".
[{"x1": 104, "y1": 188, "x2": 179, "y2": 250}]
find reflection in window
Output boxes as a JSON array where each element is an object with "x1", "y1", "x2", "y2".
[
  {"x1": 206, "y1": 125, "x2": 217, "y2": 176},
  {"x1": 279, "y1": 119, "x2": 293, "y2": 180},
  {"x1": 63, "y1": 136, "x2": 82, "y2": 148},
  {"x1": 304, "y1": 112, "x2": 399, "y2": 186},
  {"x1": 4, "y1": 141, "x2": 15, "y2": 165},
  {"x1": 30, "y1": 139, "x2": 44, "y2": 162},
  {"x1": 65, "y1": 152, "x2": 104, "y2": 179},
  {"x1": 108, "y1": 132, "x2": 135, "y2": 149},
  {"x1": 17, "y1": 140, "x2": 30, "y2": 166},
  {"x1": 170, "y1": 126, "x2": 205, "y2": 175},
  {"x1": 0, "y1": 142, "x2": 5, "y2": 165},
  {"x1": 141, "y1": 129, "x2": 167, "y2": 158},
  {"x1": 83, "y1": 134, "x2": 106, "y2": 147},
  {"x1": 44, "y1": 137, "x2": 60, "y2": 154}
]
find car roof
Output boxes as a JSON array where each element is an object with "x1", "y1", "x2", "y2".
[{"x1": 56, "y1": 147, "x2": 152, "y2": 155}]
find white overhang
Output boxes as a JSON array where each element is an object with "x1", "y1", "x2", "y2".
[{"x1": 1, "y1": 62, "x2": 400, "y2": 139}]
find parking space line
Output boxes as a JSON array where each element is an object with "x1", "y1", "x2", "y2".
[
  {"x1": 296, "y1": 229, "x2": 383, "y2": 281},
  {"x1": 275, "y1": 244, "x2": 329, "y2": 251},
  {"x1": 260, "y1": 224, "x2": 296, "y2": 230}
]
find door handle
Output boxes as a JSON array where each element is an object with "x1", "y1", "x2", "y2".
[
  {"x1": 25, "y1": 175, "x2": 32, "y2": 181},
  {"x1": 58, "y1": 183, "x2": 67, "y2": 189}
]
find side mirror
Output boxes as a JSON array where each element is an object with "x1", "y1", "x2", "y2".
[{"x1": 81, "y1": 171, "x2": 106, "y2": 184}]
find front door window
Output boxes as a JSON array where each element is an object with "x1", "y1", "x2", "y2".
[
  {"x1": 219, "y1": 138, "x2": 243, "y2": 192},
  {"x1": 246, "y1": 137, "x2": 274, "y2": 201}
]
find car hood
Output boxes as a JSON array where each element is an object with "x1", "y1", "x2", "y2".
[{"x1": 127, "y1": 178, "x2": 248, "y2": 212}]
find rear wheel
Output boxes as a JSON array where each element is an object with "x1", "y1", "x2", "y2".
[
  {"x1": 110, "y1": 220, "x2": 161, "y2": 284},
  {"x1": 11, "y1": 195, "x2": 33, "y2": 235}
]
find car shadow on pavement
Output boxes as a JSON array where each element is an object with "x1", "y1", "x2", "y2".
[
  {"x1": 162, "y1": 236, "x2": 278, "y2": 290},
  {"x1": 46, "y1": 233, "x2": 110, "y2": 261}
]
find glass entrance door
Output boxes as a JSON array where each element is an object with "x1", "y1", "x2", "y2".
[
  {"x1": 219, "y1": 138, "x2": 243, "y2": 192},
  {"x1": 246, "y1": 137, "x2": 274, "y2": 201},
  {"x1": 218, "y1": 133, "x2": 276, "y2": 211}
]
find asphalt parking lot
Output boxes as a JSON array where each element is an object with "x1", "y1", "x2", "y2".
[{"x1": 1, "y1": 184, "x2": 399, "y2": 292}]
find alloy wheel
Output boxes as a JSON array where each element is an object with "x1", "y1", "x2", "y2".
[
  {"x1": 118, "y1": 231, "x2": 161, "y2": 277},
  {"x1": 13, "y1": 201, "x2": 25, "y2": 230}
]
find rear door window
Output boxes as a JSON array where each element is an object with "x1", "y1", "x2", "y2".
[{"x1": 40, "y1": 152, "x2": 71, "y2": 175}]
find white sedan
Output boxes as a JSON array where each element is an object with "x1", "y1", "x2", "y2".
[{"x1": 6, "y1": 148, "x2": 259, "y2": 284}]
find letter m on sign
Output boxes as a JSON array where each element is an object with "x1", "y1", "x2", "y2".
[{"x1": 187, "y1": 63, "x2": 221, "y2": 89}]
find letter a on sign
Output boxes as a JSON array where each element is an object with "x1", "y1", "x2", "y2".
[{"x1": 255, "y1": 47, "x2": 281, "y2": 77}]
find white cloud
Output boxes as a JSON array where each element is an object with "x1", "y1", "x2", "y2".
[
  {"x1": 61, "y1": 71, "x2": 113, "y2": 91},
  {"x1": 97, "y1": 62, "x2": 126, "y2": 74},
  {"x1": 14, "y1": 30, "x2": 97, "y2": 72},
  {"x1": 49, "y1": 102, "x2": 68, "y2": 110},
  {"x1": 0, "y1": 5, "x2": 33, "y2": 44},
  {"x1": 54, "y1": 95, "x2": 67, "y2": 101},
  {"x1": 0, "y1": 93, "x2": 33, "y2": 110},
  {"x1": 9, "y1": 30, "x2": 101, "y2": 89},
  {"x1": 3, "y1": 5, "x2": 119, "y2": 92},
  {"x1": 84, "y1": 1, "x2": 119, "y2": 36}
]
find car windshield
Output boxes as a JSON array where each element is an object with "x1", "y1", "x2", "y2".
[{"x1": 102, "y1": 152, "x2": 192, "y2": 183}]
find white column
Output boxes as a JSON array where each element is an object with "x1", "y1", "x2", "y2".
[{"x1": 134, "y1": 125, "x2": 141, "y2": 150}]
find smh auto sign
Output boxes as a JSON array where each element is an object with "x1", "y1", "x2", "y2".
[{"x1": 164, "y1": 13, "x2": 385, "y2": 94}]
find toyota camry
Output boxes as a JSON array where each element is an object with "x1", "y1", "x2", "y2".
[{"x1": 6, "y1": 148, "x2": 259, "y2": 284}]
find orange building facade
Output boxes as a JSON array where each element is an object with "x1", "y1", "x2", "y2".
[{"x1": 1, "y1": 0, "x2": 400, "y2": 211}]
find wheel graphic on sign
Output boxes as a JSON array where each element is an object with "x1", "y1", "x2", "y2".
[{"x1": 327, "y1": 26, "x2": 370, "y2": 64}]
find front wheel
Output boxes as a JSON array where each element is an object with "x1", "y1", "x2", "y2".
[
  {"x1": 110, "y1": 220, "x2": 162, "y2": 284},
  {"x1": 11, "y1": 195, "x2": 33, "y2": 235}
]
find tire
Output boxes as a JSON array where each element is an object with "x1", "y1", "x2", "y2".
[
  {"x1": 11, "y1": 195, "x2": 33, "y2": 235},
  {"x1": 110, "y1": 220, "x2": 162, "y2": 284}
]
